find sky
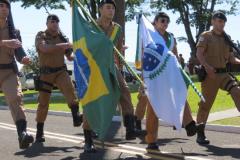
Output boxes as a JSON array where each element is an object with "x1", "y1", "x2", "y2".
[{"x1": 10, "y1": 2, "x2": 240, "y2": 66}]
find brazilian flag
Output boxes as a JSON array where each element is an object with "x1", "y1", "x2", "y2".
[{"x1": 72, "y1": 0, "x2": 120, "y2": 140}]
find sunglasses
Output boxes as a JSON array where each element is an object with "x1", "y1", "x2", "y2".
[
  {"x1": 49, "y1": 20, "x2": 59, "y2": 24},
  {"x1": 159, "y1": 18, "x2": 170, "y2": 24}
]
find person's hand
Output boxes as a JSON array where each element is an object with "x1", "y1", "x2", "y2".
[
  {"x1": 67, "y1": 55, "x2": 74, "y2": 61},
  {"x1": 205, "y1": 64, "x2": 216, "y2": 79},
  {"x1": 121, "y1": 45, "x2": 128, "y2": 52},
  {"x1": 57, "y1": 43, "x2": 73, "y2": 50},
  {"x1": 21, "y1": 56, "x2": 31, "y2": 65},
  {"x1": 2, "y1": 39, "x2": 22, "y2": 49}
]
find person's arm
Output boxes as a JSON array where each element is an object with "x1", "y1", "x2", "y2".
[
  {"x1": 35, "y1": 32, "x2": 72, "y2": 54},
  {"x1": 196, "y1": 33, "x2": 216, "y2": 79},
  {"x1": 172, "y1": 38, "x2": 179, "y2": 59},
  {"x1": 229, "y1": 52, "x2": 240, "y2": 64},
  {"x1": 196, "y1": 46, "x2": 216, "y2": 79},
  {"x1": 0, "y1": 39, "x2": 21, "y2": 48}
]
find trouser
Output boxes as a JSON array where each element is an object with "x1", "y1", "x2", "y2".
[
  {"x1": 145, "y1": 101, "x2": 194, "y2": 144},
  {"x1": 36, "y1": 71, "x2": 78, "y2": 122},
  {"x1": 82, "y1": 67, "x2": 134, "y2": 130},
  {"x1": 197, "y1": 73, "x2": 240, "y2": 123},
  {"x1": 0, "y1": 70, "x2": 26, "y2": 123},
  {"x1": 135, "y1": 85, "x2": 148, "y2": 120}
]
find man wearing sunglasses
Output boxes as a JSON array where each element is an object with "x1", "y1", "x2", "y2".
[
  {"x1": 34, "y1": 14, "x2": 83, "y2": 143},
  {"x1": 141, "y1": 12, "x2": 198, "y2": 151}
]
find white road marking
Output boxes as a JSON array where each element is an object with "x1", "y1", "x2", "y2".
[{"x1": 0, "y1": 122, "x2": 211, "y2": 160}]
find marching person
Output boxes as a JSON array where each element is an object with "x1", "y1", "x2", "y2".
[
  {"x1": 82, "y1": 0, "x2": 141, "y2": 153},
  {"x1": 144, "y1": 12, "x2": 198, "y2": 151},
  {"x1": 34, "y1": 14, "x2": 82, "y2": 143},
  {"x1": 0, "y1": 0, "x2": 34, "y2": 149},
  {"x1": 196, "y1": 11, "x2": 240, "y2": 145}
]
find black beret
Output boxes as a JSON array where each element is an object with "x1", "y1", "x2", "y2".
[
  {"x1": 212, "y1": 11, "x2": 227, "y2": 22},
  {"x1": 0, "y1": 0, "x2": 10, "y2": 8},
  {"x1": 47, "y1": 14, "x2": 60, "y2": 23},
  {"x1": 99, "y1": 0, "x2": 116, "y2": 9}
]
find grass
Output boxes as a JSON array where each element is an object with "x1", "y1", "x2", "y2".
[
  {"x1": 0, "y1": 75, "x2": 238, "y2": 114},
  {"x1": 211, "y1": 117, "x2": 240, "y2": 126},
  {"x1": 187, "y1": 82, "x2": 235, "y2": 115}
]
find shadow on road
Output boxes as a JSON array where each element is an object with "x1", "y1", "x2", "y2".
[
  {"x1": 14, "y1": 142, "x2": 81, "y2": 158},
  {"x1": 203, "y1": 144, "x2": 240, "y2": 159}
]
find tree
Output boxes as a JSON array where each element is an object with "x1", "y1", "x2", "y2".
[
  {"x1": 21, "y1": 48, "x2": 40, "y2": 75},
  {"x1": 149, "y1": 0, "x2": 239, "y2": 57},
  {"x1": 11, "y1": 0, "x2": 142, "y2": 23}
]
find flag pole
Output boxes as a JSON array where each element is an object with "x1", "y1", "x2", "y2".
[{"x1": 74, "y1": 0, "x2": 144, "y2": 86}]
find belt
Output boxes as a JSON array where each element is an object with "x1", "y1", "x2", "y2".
[
  {"x1": 215, "y1": 68, "x2": 227, "y2": 73},
  {"x1": 40, "y1": 65, "x2": 67, "y2": 74},
  {"x1": 0, "y1": 63, "x2": 14, "y2": 69}
]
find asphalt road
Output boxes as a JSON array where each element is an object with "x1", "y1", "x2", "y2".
[{"x1": 0, "y1": 109, "x2": 239, "y2": 160}]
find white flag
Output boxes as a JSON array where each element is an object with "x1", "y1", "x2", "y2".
[{"x1": 140, "y1": 15, "x2": 187, "y2": 130}]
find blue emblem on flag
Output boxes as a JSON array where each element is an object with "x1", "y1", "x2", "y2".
[
  {"x1": 74, "y1": 49, "x2": 90, "y2": 99},
  {"x1": 143, "y1": 43, "x2": 164, "y2": 71}
]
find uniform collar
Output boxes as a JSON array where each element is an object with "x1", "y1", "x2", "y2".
[
  {"x1": 97, "y1": 18, "x2": 114, "y2": 28},
  {"x1": 211, "y1": 29, "x2": 224, "y2": 37},
  {"x1": 45, "y1": 29, "x2": 59, "y2": 38}
]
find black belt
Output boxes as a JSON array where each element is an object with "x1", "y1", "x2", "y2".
[
  {"x1": 0, "y1": 63, "x2": 14, "y2": 69},
  {"x1": 40, "y1": 65, "x2": 67, "y2": 74},
  {"x1": 215, "y1": 68, "x2": 227, "y2": 73}
]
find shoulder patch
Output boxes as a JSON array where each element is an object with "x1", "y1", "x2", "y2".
[
  {"x1": 36, "y1": 31, "x2": 46, "y2": 39},
  {"x1": 199, "y1": 36, "x2": 205, "y2": 42}
]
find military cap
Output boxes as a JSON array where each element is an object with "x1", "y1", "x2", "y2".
[
  {"x1": 0, "y1": 0, "x2": 10, "y2": 7},
  {"x1": 47, "y1": 14, "x2": 60, "y2": 23},
  {"x1": 212, "y1": 11, "x2": 227, "y2": 22},
  {"x1": 99, "y1": 0, "x2": 116, "y2": 9}
]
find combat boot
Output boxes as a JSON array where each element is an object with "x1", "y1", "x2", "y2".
[
  {"x1": 83, "y1": 130, "x2": 96, "y2": 153},
  {"x1": 146, "y1": 143, "x2": 159, "y2": 152},
  {"x1": 124, "y1": 115, "x2": 137, "y2": 140},
  {"x1": 71, "y1": 105, "x2": 83, "y2": 127},
  {"x1": 35, "y1": 122, "x2": 45, "y2": 143},
  {"x1": 196, "y1": 123, "x2": 210, "y2": 145},
  {"x1": 185, "y1": 120, "x2": 197, "y2": 137},
  {"x1": 134, "y1": 116, "x2": 147, "y2": 136},
  {"x1": 16, "y1": 119, "x2": 34, "y2": 149}
]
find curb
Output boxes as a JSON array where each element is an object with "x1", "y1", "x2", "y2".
[{"x1": 1, "y1": 106, "x2": 240, "y2": 134}]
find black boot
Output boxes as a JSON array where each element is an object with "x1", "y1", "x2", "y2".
[
  {"x1": 185, "y1": 120, "x2": 197, "y2": 137},
  {"x1": 124, "y1": 115, "x2": 137, "y2": 140},
  {"x1": 146, "y1": 143, "x2": 159, "y2": 152},
  {"x1": 134, "y1": 116, "x2": 147, "y2": 136},
  {"x1": 196, "y1": 123, "x2": 210, "y2": 145},
  {"x1": 83, "y1": 130, "x2": 96, "y2": 153},
  {"x1": 71, "y1": 105, "x2": 83, "y2": 127},
  {"x1": 16, "y1": 119, "x2": 34, "y2": 149},
  {"x1": 135, "y1": 116, "x2": 142, "y2": 131},
  {"x1": 35, "y1": 122, "x2": 45, "y2": 143}
]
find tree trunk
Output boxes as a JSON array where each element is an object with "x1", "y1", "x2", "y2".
[
  {"x1": 113, "y1": 0, "x2": 125, "y2": 57},
  {"x1": 113, "y1": 0, "x2": 125, "y2": 32},
  {"x1": 90, "y1": 0, "x2": 97, "y2": 19},
  {"x1": 179, "y1": 2, "x2": 197, "y2": 57}
]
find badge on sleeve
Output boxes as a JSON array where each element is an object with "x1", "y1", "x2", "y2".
[{"x1": 199, "y1": 36, "x2": 205, "y2": 42}]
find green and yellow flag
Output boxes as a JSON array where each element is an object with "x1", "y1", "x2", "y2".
[{"x1": 72, "y1": 0, "x2": 120, "y2": 140}]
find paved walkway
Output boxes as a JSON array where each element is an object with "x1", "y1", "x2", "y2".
[
  {"x1": 0, "y1": 105, "x2": 239, "y2": 122},
  {"x1": 207, "y1": 108, "x2": 240, "y2": 122}
]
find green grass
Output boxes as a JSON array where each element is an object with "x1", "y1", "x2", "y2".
[
  {"x1": 211, "y1": 117, "x2": 240, "y2": 126},
  {"x1": 0, "y1": 76, "x2": 238, "y2": 114},
  {"x1": 187, "y1": 82, "x2": 235, "y2": 115}
]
